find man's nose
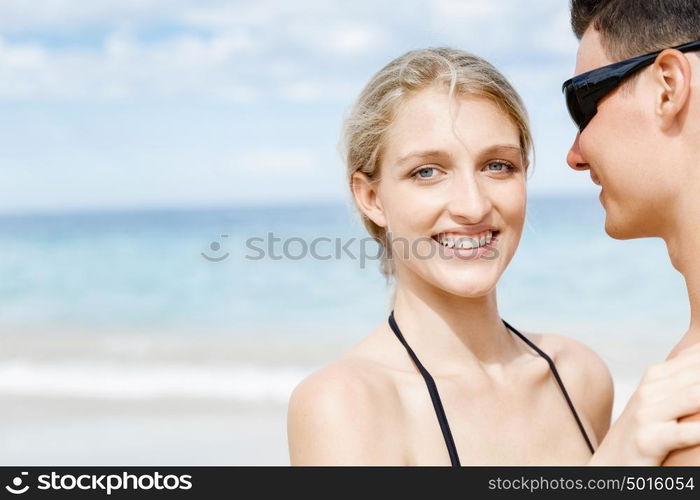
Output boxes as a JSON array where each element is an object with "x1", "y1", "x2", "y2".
[{"x1": 566, "y1": 132, "x2": 589, "y2": 171}]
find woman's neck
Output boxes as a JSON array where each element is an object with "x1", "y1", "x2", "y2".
[{"x1": 390, "y1": 277, "x2": 524, "y2": 375}]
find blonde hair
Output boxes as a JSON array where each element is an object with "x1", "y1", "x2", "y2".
[{"x1": 341, "y1": 47, "x2": 533, "y2": 280}]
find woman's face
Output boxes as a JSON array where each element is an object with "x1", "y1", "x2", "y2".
[{"x1": 372, "y1": 86, "x2": 527, "y2": 297}]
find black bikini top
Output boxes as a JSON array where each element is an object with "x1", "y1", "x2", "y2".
[{"x1": 387, "y1": 310, "x2": 595, "y2": 466}]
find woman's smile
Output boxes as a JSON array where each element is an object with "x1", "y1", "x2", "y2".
[{"x1": 430, "y1": 231, "x2": 499, "y2": 260}]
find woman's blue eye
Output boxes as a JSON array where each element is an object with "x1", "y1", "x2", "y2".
[
  {"x1": 486, "y1": 161, "x2": 512, "y2": 172},
  {"x1": 415, "y1": 167, "x2": 437, "y2": 178}
]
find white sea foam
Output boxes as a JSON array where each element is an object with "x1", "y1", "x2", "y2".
[{"x1": 0, "y1": 360, "x2": 311, "y2": 402}]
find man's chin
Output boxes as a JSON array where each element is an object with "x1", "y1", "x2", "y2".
[{"x1": 604, "y1": 214, "x2": 638, "y2": 240}]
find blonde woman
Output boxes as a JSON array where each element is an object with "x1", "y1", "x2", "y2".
[{"x1": 287, "y1": 48, "x2": 700, "y2": 465}]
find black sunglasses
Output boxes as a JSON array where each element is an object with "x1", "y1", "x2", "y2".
[{"x1": 562, "y1": 39, "x2": 700, "y2": 132}]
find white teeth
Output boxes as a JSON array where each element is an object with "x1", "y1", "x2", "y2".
[
  {"x1": 437, "y1": 230, "x2": 495, "y2": 249},
  {"x1": 455, "y1": 237, "x2": 479, "y2": 249},
  {"x1": 438, "y1": 236, "x2": 454, "y2": 248}
]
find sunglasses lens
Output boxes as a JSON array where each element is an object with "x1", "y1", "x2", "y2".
[{"x1": 564, "y1": 83, "x2": 585, "y2": 130}]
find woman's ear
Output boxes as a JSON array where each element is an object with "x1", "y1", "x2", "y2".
[
  {"x1": 351, "y1": 171, "x2": 387, "y2": 228},
  {"x1": 652, "y1": 48, "x2": 692, "y2": 131}
]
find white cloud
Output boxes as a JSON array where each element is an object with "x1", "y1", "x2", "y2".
[
  {"x1": 0, "y1": 33, "x2": 260, "y2": 101},
  {"x1": 0, "y1": 0, "x2": 394, "y2": 102},
  {"x1": 432, "y1": 0, "x2": 507, "y2": 20},
  {"x1": 531, "y1": 8, "x2": 579, "y2": 56},
  {"x1": 0, "y1": 0, "x2": 579, "y2": 102},
  {"x1": 428, "y1": 0, "x2": 576, "y2": 59},
  {"x1": 236, "y1": 150, "x2": 319, "y2": 174},
  {"x1": 289, "y1": 23, "x2": 390, "y2": 56},
  {"x1": 278, "y1": 80, "x2": 362, "y2": 102},
  {"x1": 0, "y1": 0, "x2": 179, "y2": 32}
]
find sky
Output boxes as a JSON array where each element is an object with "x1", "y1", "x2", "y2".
[{"x1": 0, "y1": 0, "x2": 598, "y2": 214}]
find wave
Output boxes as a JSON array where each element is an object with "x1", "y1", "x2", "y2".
[{"x1": 0, "y1": 360, "x2": 312, "y2": 402}]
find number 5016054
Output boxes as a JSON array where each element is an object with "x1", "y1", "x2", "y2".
[{"x1": 625, "y1": 477, "x2": 695, "y2": 491}]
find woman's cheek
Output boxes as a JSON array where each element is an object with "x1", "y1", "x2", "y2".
[{"x1": 502, "y1": 182, "x2": 526, "y2": 222}]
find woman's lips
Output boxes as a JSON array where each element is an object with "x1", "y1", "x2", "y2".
[{"x1": 430, "y1": 232, "x2": 499, "y2": 260}]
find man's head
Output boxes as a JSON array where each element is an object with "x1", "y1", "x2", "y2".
[{"x1": 566, "y1": 0, "x2": 700, "y2": 241}]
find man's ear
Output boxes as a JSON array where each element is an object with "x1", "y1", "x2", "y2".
[
  {"x1": 652, "y1": 48, "x2": 692, "y2": 131},
  {"x1": 351, "y1": 171, "x2": 387, "y2": 228}
]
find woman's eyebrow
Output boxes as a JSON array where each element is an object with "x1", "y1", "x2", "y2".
[
  {"x1": 395, "y1": 145, "x2": 522, "y2": 166},
  {"x1": 395, "y1": 150, "x2": 447, "y2": 166},
  {"x1": 479, "y1": 144, "x2": 523, "y2": 157}
]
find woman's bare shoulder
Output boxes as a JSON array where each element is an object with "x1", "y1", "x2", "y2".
[
  {"x1": 290, "y1": 353, "x2": 392, "y2": 408},
  {"x1": 528, "y1": 331, "x2": 614, "y2": 443},
  {"x1": 531, "y1": 332, "x2": 609, "y2": 372},
  {"x1": 511, "y1": 329, "x2": 612, "y2": 388},
  {"x1": 286, "y1": 327, "x2": 402, "y2": 464}
]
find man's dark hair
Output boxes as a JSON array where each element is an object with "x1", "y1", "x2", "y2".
[{"x1": 570, "y1": 0, "x2": 700, "y2": 60}]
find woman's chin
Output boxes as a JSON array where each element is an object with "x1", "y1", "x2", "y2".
[
  {"x1": 402, "y1": 261, "x2": 504, "y2": 298},
  {"x1": 444, "y1": 283, "x2": 495, "y2": 298},
  {"x1": 428, "y1": 270, "x2": 499, "y2": 298}
]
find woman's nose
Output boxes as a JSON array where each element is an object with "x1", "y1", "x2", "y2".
[{"x1": 446, "y1": 174, "x2": 492, "y2": 223}]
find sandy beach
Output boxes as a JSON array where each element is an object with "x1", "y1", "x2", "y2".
[
  {"x1": 0, "y1": 331, "x2": 335, "y2": 466},
  {"x1": 0, "y1": 395, "x2": 290, "y2": 465},
  {"x1": 0, "y1": 327, "x2": 679, "y2": 466}
]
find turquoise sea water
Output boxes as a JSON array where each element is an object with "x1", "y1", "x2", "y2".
[{"x1": 0, "y1": 196, "x2": 687, "y2": 335}]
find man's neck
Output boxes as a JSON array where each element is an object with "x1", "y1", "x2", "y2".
[
  {"x1": 673, "y1": 278, "x2": 700, "y2": 357},
  {"x1": 666, "y1": 211, "x2": 700, "y2": 357}
]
